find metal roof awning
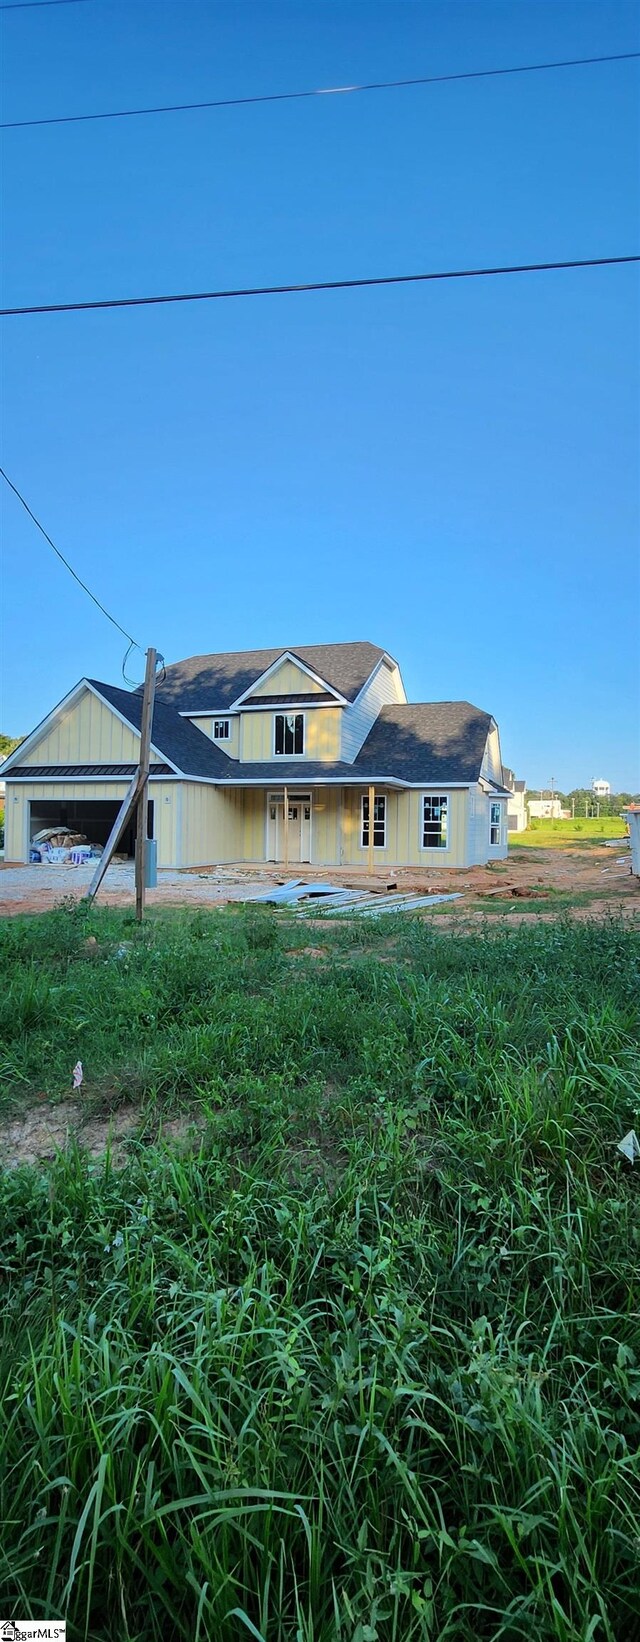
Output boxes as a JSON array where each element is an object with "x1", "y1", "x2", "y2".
[{"x1": 6, "y1": 763, "x2": 173, "y2": 778}]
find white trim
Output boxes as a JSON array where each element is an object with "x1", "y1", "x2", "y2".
[
  {"x1": 273, "y1": 710, "x2": 306, "y2": 758},
  {"x1": 180, "y1": 709, "x2": 239, "y2": 720},
  {"x1": 232, "y1": 651, "x2": 347, "y2": 708},
  {"x1": 0, "y1": 679, "x2": 88, "y2": 773},
  {"x1": 360, "y1": 791, "x2": 387, "y2": 850},
  {"x1": 420, "y1": 793, "x2": 450, "y2": 852},
  {"x1": 265, "y1": 789, "x2": 313, "y2": 863},
  {"x1": 348, "y1": 651, "x2": 406, "y2": 712},
  {"x1": 1, "y1": 678, "x2": 185, "y2": 780},
  {"x1": 237, "y1": 700, "x2": 338, "y2": 713}
]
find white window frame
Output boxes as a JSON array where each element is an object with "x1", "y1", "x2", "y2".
[
  {"x1": 213, "y1": 719, "x2": 231, "y2": 741},
  {"x1": 273, "y1": 712, "x2": 305, "y2": 757},
  {"x1": 421, "y1": 794, "x2": 449, "y2": 850},
  {"x1": 490, "y1": 800, "x2": 503, "y2": 846},
  {"x1": 361, "y1": 793, "x2": 386, "y2": 849}
]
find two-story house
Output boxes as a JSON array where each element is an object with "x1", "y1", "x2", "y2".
[{"x1": 2, "y1": 642, "x2": 509, "y2": 869}]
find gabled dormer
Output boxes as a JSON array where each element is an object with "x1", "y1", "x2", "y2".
[{"x1": 157, "y1": 642, "x2": 406, "y2": 765}]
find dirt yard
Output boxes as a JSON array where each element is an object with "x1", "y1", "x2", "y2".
[{"x1": 0, "y1": 843, "x2": 637, "y2": 922}]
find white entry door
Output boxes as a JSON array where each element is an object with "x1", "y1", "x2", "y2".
[{"x1": 267, "y1": 793, "x2": 312, "y2": 862}]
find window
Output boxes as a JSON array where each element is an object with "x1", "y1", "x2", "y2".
[
  {"x1": 422, "y1": 795, "x2": 448, "y2": 849},
  {"x1": 490, "y1": 801, "x2": 502, "y2": 846},
  {"x1": 274, "y1": 713, "x2": 304, "y2": 756},
  {"x1": 361, "y1": 794, "x2": 386, "y2": 848},
  {"x1": 213, "y1": 719, "x2": 230, "y2": 740}
]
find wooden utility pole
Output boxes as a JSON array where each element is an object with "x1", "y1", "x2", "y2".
[{"x1": 135, "y1": 647, "x2": 157, "y2": 922}]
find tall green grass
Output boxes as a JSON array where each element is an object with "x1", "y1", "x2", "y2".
[{"x1": 0, "y1": 905, "x2": 639, "y2": 1640}]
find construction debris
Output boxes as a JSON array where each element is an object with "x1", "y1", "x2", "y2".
[{"x1": 243, "y1": 879, "x2": 461, "y2": 916}]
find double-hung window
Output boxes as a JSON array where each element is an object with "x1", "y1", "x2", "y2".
[
  {"x1": 274, "y1": 713, "x2": 304, "y2": 756},
  {"x1": 361, "y1": 794, "x2": 386, "y2": 848},
  {"x1": 422, "y1": 794, "x2": 448, "y2": 849},
  {"x1": 490, "y1": 801, "x2": 502, "y2": 846},
  {"x1": 213, "y1": 719, "x2": 230, "y2": 740}
]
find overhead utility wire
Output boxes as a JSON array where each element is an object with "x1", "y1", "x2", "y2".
[
  {"x1": 0, "y1": 1, "x2": 90, "y2": 11},
  {"x1": 0, "y1": 466, "x2": 141, "y2": 648},
  {"x1": 2, "y1": 50, "x2": 637, "y2": 129},
  {"x1": 1, "y1": 255, "x2": 637, "y2": 319}
]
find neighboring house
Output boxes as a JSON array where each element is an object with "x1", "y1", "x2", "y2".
[
  {"x1": 2, "y1": 642, "x2": 509, "y2": 869},
  {"x1": 591, "y1": 778, "x2": 610, "y2": 797},
  {"x1": 527, "y1": 798, "x2": 566, "y2": 821},
  {"x1": 502, "y1": 767, "x2": 527, "y2": 833}
]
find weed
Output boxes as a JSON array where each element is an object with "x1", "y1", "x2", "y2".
[{"x1": 0, "y1": 906, "x2": 639, "y2": 1640}]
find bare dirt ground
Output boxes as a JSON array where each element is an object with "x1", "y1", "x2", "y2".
[
  {"x1": 0, "y1": 843, "x2": 637, "y2": 922},
  {"x1": 0, "y1": 1099, "x2": 207, "y2": 1170}
]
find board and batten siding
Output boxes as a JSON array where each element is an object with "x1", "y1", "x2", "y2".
[
  {"x1": 20, "y1": 690, "x2": 141, "y2": 766},
  {"x1": 239, "y1": 707, "x2": 342, "y2": 763},
  {"x1": 186, "y1": 716, "x2": 240, "y2": 758},
  {"x1": 178, "y1": 785, "x2": 244, "y2": 867},
  {"x1": 340, "y1": 788, "x2": 468, "y2": 868},
  {"x1": 248, "y1": 660, "x2": 326, "y2": 698},
  {"x1": 340, "y1": 660, "x2": 406, "y2": 763}
]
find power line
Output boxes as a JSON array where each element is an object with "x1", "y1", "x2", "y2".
[
  {"x1": 1, "y1": 255, "x2": 637, "y2": 319},
  {"x1": 0, "y1": 466, "x2": 141, "y2": 647},
  {"x1": 2, "y1": 49, "x2": 638, "y2": 130},
  {"x1": 0, "y1": 1, "x2": 90, "y2": 10}
]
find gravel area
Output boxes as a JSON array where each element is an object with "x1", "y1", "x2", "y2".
[{"x1": 0, "y1": 861, "x2": 270, "y2": 912}]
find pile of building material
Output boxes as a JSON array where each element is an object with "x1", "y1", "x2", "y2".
[
  {"x1": 243, "y1": 879, "x2": 461, "y2": 916},
  {"x1": 30, "y1": 827, "x2": 104, "y2": 864}
]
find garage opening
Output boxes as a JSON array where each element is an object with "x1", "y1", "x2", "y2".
[{"x1": 29, "y1": 799, "x2": 154, "y2": 858}]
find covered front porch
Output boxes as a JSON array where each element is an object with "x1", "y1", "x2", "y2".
[{"x1": 218, "y1": 782, "x2": 467, "y2": 870}]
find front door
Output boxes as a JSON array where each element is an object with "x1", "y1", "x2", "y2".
[{"x1": 267, "y1": 793, "x2": 312, "y2": 862}]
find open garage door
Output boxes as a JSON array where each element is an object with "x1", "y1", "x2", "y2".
[{"x1": 29, "y1": 799, "x2": 154, "y2": 858}]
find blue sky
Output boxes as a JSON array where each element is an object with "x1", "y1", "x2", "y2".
[{"x1": 1, "y1": 0, "x2": 638, "y2": 790}]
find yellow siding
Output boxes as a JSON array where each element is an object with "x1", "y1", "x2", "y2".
[
  {"x1": 242, "y1": 790, "x2": 265, "y2": 861},
  {"x1": 249, "y1": 660, "x2": 325, "y2": 698},
  {"x1": 187, "y1": 716, "x2": 240, "y2": 758},
  {"x1": 4, "y1": 776, "x2": 471, "y2": 870},
  {"x1": 340, "y1": 789, "x2": 468, "y2": 868},
  {"x1": 309, "y1": 789, "x2": 341, "y2": 864},
  {"x1": 21, "y1": 689, "x2": 140, "y2": 766},
  {"x1": 239, "y1": 708, "x2": 341, "y2": 762},
  {"x1": 179, "y1": 785, "x2": 244, "y2": 867}
]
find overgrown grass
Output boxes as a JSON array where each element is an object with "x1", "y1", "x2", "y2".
[{"x1": 1, "y1": 903, "x2": 639, "y2": 1641}]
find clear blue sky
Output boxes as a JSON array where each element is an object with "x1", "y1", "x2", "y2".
[{"x1": 1, "y1": 0, "x2": 638, "y2": 790}]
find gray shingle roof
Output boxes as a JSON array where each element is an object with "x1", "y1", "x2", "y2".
[
  {"x1": 149, "y1": 642, "x2": 388, "y2": 711},
  {"x1": 352, "y1": 703, "x2": 493, "y2": 784},
  {"x1": 88, "y1": 681, "x2": 232, "y2": 778}
]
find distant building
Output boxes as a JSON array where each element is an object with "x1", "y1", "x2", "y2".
[
  {"x1": 502, "y1": 766, "x2": 527, "y2": 832},
  {"x1": 591, "y1": 778, "x2": 610, "y2": 797},
  {"x1": 527, "y1": 798, "x2": 565, "y2": 821}
]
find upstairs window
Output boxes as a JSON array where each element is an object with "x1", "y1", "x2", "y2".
[
  {"x1": 274, "y1": 713, "x2": 304, "y2": 756},
  {"x1": 361, "y1": 794, "x2": 386, "y2": 848},
  {"x1": 490, "y1": 801, "x2": 502, "y2": 845},
  {"x1": 213, "y1": 719, "x2": 230, "y2": 740},
  {"x1": 422, "y1": 794, "x2": 448, "y2": 849}
]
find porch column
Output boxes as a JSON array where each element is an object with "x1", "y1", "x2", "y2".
[
  {"x1": 368, "y1": 783, "x2": 375, "y2": 876},
  {"x1": 283, "y1": 785, "x2": 289, "y2": 870}
]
